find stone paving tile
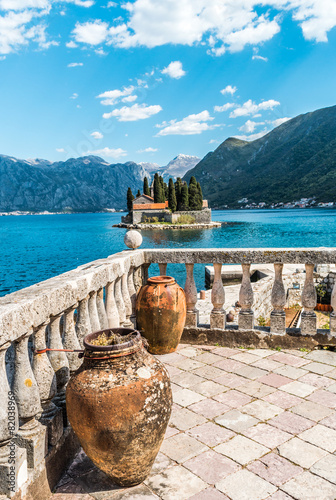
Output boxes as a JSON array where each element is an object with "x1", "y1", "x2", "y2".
[
  {"x1": 107, "y1": 484, "x2": 159, "y2": 499},
  {"x1": 173, "y1": 371, "x2": 207, "y2": 389},
  {"x1": 278, "y1": 437, "x2": 328, "y2": 468},
  {"x1": 236, "y1": 380, "x2": 276, "y2": 398},
  {"x1": 268, "y1": 412, "x2": 314, "y2": 434},
  {"x1": 258, "y1": 373, "x2": 293, "y2": 388},
  {"x1": 273, "y1": 365, "x2": 306, "y2": 380},
  {"x1": 281, "y1": 470, "x2": 336, "y2": 500},
  {"x1": 242, "y1": 423, "x2": 292, "y2": 448},
  {"x1": 195, "y1": 352, "x2": 225, "y2": 365},
  {"x1": 150, "y1": 452, "x2": 174, "y2": 475},
  {"x1": 327, "y1": 382, "x2": 336, "y2": 393},
  {"x1": 307, "y1": 388, "x2": 336, "y2": 408},
  {"x1": 268, "y1": 352, "x2": 310, "y2": 367},
  {"x1": 298, "y1": 372, "x2": 334, "y2": 388},
  {"x1": 188, "y1": 399, "x2": 230, "y2": 419},
  {"x1": 146, "y1": 465, "x2": 207, "y2": 499},
  {"x1": 262, "y1": 390, "x2": 302, "y2": 409},
  {"x1": 252, "y1": 358, "x2": 284, "y2": 372},
  {"x1": 301, "y1": 361, "x2": 334, "y2": 375},
  {"x1": 178, "y1": 346, "x2": 200, "y2": 358},
  {"x1": 234, "y1": 364, "x2": 268, "y2": 380},
  {"x1": 280, "y1": 381, "x2": 316, "y2": 398},
  {"x1": 213, "y1": 372, "x2": 247, "y2": 388},
  {"x1": 231, "y1": 352, "x2": 262, "y2": 364},
  {"x1": 213, "y1": 389, "x2": 252, "y2": 408},
  {"x1": 165, "y1": 426, "x2": 179, "y2": 438},
  {"x1": 191, "y1": 380, "x2": 227, "y2": 397},
  {"x1": 187, "y1": 422, "x2": 235, "y2": 447},
  {"x1": 310, "y1": 454, "x2": 336, "y2": 484},
  {"x1": 171, "y1": 357, "x2": 206, "y2": 371},
  {"x1": 290, "y1": 400, "x2": 333, "y2": 421},
  {"x1": 266, "y1": 492, "x2": 293, "y2": 500},
  {"x1": 169, "y1": 407, "x2": 207, "y2": 431},
  {"x1": 325, "y1": 367, "x2": 336, "y2": 379},
  {"x1": 170, "y1": 382, "x2": 182, "y2": 395},
  {"x1": 212, "y1": 347, "x2": 237, "y2": 357},
  {"x1": 165, "y1": 365, "x2": 184, "y2": 380},
  {"x1": 173, "y1": 388, "x2": 206, "y2": 407},
  {"x1": 320, "y1": 412, "x2": 336, "y2": 430},
  {"x1": 189, "y1": 487, "x2": 230, "y2": 499},
  {"x1": 213, "y1": 358, "x2": 247, "y2": 373},
  {"x1": 241, "y1": 400, "x2": 283, "y2": 420},
  {"x1": 191, "y1": 345, "x2": 217, "y2": 351},
  {"x1": 215, "y1": 435, "x2": 270, "y2": 465},
  {"x1": 183, "y1": 450, "x2": 240, "y2": 485},
  {"x1": 247, "y1": 453, "x2": 303, "y2": 487},
  {"x1": 215, "y1": 409, "x2": 259, "y2": 432},
  {"x1": 216, "y1": 469, "x2": 277, "y2": 500},
  {"x1": 298, "y1": 423, "x2": 336, "y2": 452},
  {"x1": 193, "y1": 364, "x2": 225, "y2": 380},
  {"x1": 249, "y1": 349, "x2": 274, "y2": 358},
  {"x1": 305, "y1": 349, "x2": 336, "y2": 365},
  {"x1": 160, "y1": 433, "x2": 209, "y2": 463},
  {"x1": 157, "y1": 352, "x2": 185, "y2": 365}
]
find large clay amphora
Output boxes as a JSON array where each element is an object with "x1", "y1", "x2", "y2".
[
  {"x1": 136, "y1": 276, "x2": 187, "y2": 354},
  {"x1": 66, "y1": 328, "x2": 172, "y2": 487}
]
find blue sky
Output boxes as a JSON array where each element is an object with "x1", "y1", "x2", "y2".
[{"x1": 0, "y1": 0, "x2": 336, "y2": 166}]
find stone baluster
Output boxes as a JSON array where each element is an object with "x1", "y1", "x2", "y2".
[
  {"x1": 270, "y1": 263, "x2": 286, "y2": 335},
  {"x1": 301, "y1": 263, "x2": 317, "y2": 335},
  {"x1": 210, "y1": 263, "x2": 225, "y2": 329},
  {"x1": 159, "y1": 263, "x2": 167, "y2": 276},
  {"x1": 88, "y1": 291, "x2": 101, "y2": 333},
  {"x1": 238, "y1": 264, "x2": 254, "y2": 330},
  {"x1": 63, "y1": 306, "x2": 82, "y2": 373},
  {"x1": 12, "y1": 333, "x2": 45, "y2": 470},
  {"x1": 48, "y1": 315, "x2": 69, "y2": 424},
  {"x1": 96, "y1": 288, "x2": 109, "y2": 330},
  {"x1": 76, "y1": 296, "x2": 91, "y2": 347},
  {"x1": 184, "y1": 263, "x2": 199, "y2": 327},
  {"x1": 33, "y1": 324, "x2": 63, "y2": 448},
  {"x1": 128, "y1": 268, "x2": 137, "y2": 327},
  {"x1": 121, "y1": 273, "x2": 133, "y2": 327},
  {"x1": 331, "y1": 280, "x2": 336, "y2": 337},
  {"x1": 115, "y1": 276, "x2": 126, "y2": 326},
  {"x1": 142, "y1": 263, "x2": 150, "y2": 286},
  {"x1": 133, "y1": 266, "x2": 143, "y2": 293},
  {"x1": 105, "y1": 281, "x2": 120, "y2": 328},
  {"x1": 0, "y1": 342, "x2": 27, "y2": 496}
]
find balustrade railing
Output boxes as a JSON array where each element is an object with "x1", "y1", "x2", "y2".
[{"x1": 0, "y1": 246, "x2": 336, "y2": 497}]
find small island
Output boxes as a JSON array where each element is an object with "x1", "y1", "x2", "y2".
[{"x1": 114, "y1": 174, "x2": 221, "y2": 229}]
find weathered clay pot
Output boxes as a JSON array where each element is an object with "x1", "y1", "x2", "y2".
[
  {"x1": 136, "y1": 276, "x2": 187, "y2": 354},
  {"x1": 66, "y1": 328, "x2": 172, "y2": 487}
]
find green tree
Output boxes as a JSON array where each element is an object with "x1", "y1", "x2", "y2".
[
  {"x1": 188, "y1": 177, "x2": 198, "y2": 210},
  {"x1": 181, "y1": 183, "x2": 189, "y2": 211},
  {"x1": 164, "y1": 182, "x2": 168, "y2": 200},
  {"x1": 153, "y1": 173, "x2": 161, "y2": 203},
  {"x1": 197, "y1": 182, "x2": 203, "y2": 210},
  {"x1": 159, "y1": 176, "x2": 166, "y2": 202},
  {"x1": 143, "y1": 177, "x2": 150, "y2": 196},
  {"x1": 175, "y1": 177, "x2": 182, "y2": 210},
  {"x1": 127, "y1": 187, "x2": 134, "y2": 213},
  {"x1": 136, "y1": 189, "x2": 141, "y2": 197},
  {"x1": 168, "y1": 178, "x2": 177, "y2": 212}
]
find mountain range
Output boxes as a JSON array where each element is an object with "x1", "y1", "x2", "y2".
[{"x1": 184, "y1": 105, "x2": 336, "y2": 208}]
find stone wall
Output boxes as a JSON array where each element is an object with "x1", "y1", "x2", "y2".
[
  {"x1": 132, "y1": 209, "x2": 169, "y2": 224},
  {"x1": 132, "y1": 208, "x2": 212, "y2": 224},
  {"x1": 170, "y1": 208, "x2": 211, "y2": 224}
]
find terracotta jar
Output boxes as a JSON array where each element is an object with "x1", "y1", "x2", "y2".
[
  {"x1": 66, "y1": 328, "x2": 172, "y2": 487},
  {"x1": 136, "y1": 276, "x2": 186, "y2": 354}
]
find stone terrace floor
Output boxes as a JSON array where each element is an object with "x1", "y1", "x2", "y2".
[{"x1": 52, "y1": 345, "x2": 336, "y2": 500}]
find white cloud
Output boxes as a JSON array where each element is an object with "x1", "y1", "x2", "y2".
[
  {"x1": 66, "y1": 40, "x2": 77, "y2": 48},
  {"x1": 95, "y1": 47, "x2": 107, "y2": 55},
  {"x1": 161, "y1": 60, "x2": 186, "y2": 79},
  {"x1": 214, "y1": 103, "x2": 235, "y2": 112},
  {"x1": 239, "y1": 119, "x2": 265, "y2": 133},
  {"x1": 97, "y1": 85, "x2": 135, "y2": 105},
  {"x1": 106, "y1": 1, "x2": 117, "y2": 7},
  {"x1": 230, "y1": 99, "x2": 280, "y2": 118},
  {"x1": 85, "y1": 147, "x2": 127, "y2": 159},
  {"x1": 103, "y1": 103, "x2": 162, "y2": 121},
  {"x1": 209, "y1": 139, "x2": 220, "y2": 144},
  {"x1": 156, "y1": 110, "x2": 214, "y2": 136},
  {"x1": 122, "y1": 94, "x2": 137, "y2": 103},
  {"x1": 91, "y1": 131, "x2": 103, "y2": 139},
  {"x1": 72, "y1": 20, "x2": 109, "y2": 45},
  {"x1": 220, "y1": 85, "x2": 237, "y2": 95},
  {"x1": 252, "y1": 54, "x2": 268, "y2": 61},
  {"x1": 56, "y1": 148, "x2": 65, "y2": 152},
  {"x1": 67, "y1": 62, "x2": 83, "y2": 67},
  {"x1": 70, "y1": 92, "x2": 78, "y2": 99},
  {"x1": 0, "y1": 0, "x2": 49, "y2": 9},
  {"x1": 137, "y1": 147, "x2": 158, "y2": 153},
  {"x1": 234, "y1": 128, "x2": 269, "y2": 141},
  {"x1": 65, "y1": 0, "x2": 94, "y2": 6},
  {"x1": 270, "y1": 116, "x2": 291, "y2": 127}
]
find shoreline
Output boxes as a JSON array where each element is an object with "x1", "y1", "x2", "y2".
[{"x1": 113, "y1": 221, "x2": 222, "y2": 230}]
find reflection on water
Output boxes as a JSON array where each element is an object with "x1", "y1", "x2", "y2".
[{"x1": 1, "y1": 209, "x2": 336, "y2": 296}]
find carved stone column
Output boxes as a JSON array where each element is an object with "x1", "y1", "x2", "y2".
[
  {"x1": 270, "y1": 263, "x2": 286, "y2": 335},
  {"x1": 88, "y1": 291, "x2": 100, "y2": 333},
  {"x1": 159, "y1": 263, "x2": 167, "y2": 276},
  {"x1": 115, "y1": 276, "x2": 126, "y2": 326},
  {"x1": 76, "y1": 296, "x2": 91, "y2": 347},
  {"x1": 96, "y1": 288, "x2": 108, "y2": 330},
  {"x1": 105, "y1": 281, "x2": 119, "y2": 328},
  {"x1": 142, "y1": 263, "x2": 150, "y2": 286},
  {"x1": 63, "y1": 306, "x2": 82, "y2": 373},
  {"x1": 48, "y1": 315, "x2": 69, "y2": 424},
  {"x1": 121, "y1": 273, "x2": 133, "y2": 327},
  {"x1": 128, "y1": 268, "x2": 137, "y2": 327},
  {"x1": 210, "y1": 263, "x2": 225, "y2": 329},
  {"x1": 12, "y1": 333, "x2": 45, "y2": 470},
  {"x1": 184, "y1": 264, "x2": 199, "y2": 327},
  {"x1": 301, "y1": 263, "x2": 317, "y2": 335},
  {"x1": 0, "y1": 343, "x2": 27, "y2": 497},
  {"x1": 33, "y1": 324, "x2": 63, "y2": 448},
  {"x1": 238, "y1": 264, "x2": 254, "y2": 330},
  {"x1": 331, "y1": 280, "x2": 336, "y2": 337},
  {"x1": 133, "y1": 266, "x2": 143, "y2": 293}
]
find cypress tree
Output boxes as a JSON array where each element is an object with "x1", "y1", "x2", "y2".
[
  {"x1": 164, "y1": 182, "x2": 168, "y2": 200},
  {"x1": 127, "y1": 187, "x2": 134, "y2": 213},
  {"x1": 159, "y1": 176, "x2": 165, "y2": 202},
  {"x1": 197, "y1": 182, "x2": 203, "y2": 210},
  {"x1": 143, "y1": 177, "x2": 150, "y2": 196},
  {"x1": 181, "y1": 183, "x2": 189, "y2": 211},
  {"x1": 153, "y1": 173, "x2": 161, "y2": 203},
  {"x1": 188, "y1": 177, "x2": 198, "y2": 210},
  {"x1": 136, "y1": 189, "x2": 141, "y2": 197},
  {"x1": 168, "y1": 178, "x2": 177, "y2": 212},
  {"x1": 175, "y1": 177, "x2": 182, "y2": 211}
]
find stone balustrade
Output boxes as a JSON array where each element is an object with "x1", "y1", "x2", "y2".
[{"x1": 0, "y1": 247, "x2": 336, "y2": 498}]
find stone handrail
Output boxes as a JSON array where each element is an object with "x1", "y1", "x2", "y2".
[{"x1": 1, "y1": 246, "x2": 336, "y2": 498}]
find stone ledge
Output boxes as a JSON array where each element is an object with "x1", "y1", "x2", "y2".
[{"x1": 113, "y1": 222, "x2": 222, "y2": 230}]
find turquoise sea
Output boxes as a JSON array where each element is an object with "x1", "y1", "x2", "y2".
[{"x1": 1, "y1": 209, "x2": 336, "y2": 297}]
